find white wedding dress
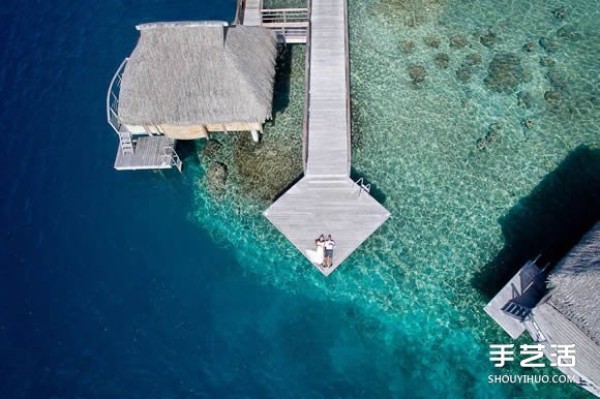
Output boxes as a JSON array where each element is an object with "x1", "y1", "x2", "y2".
[{"x1": 306, "y1": 243, "x2": 325, "y2": 265}]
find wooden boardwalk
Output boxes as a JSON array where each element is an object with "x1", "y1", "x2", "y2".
[
  {"x1": 304, "y1": 0, "x2": 350, "y2": 177},
  {"x1": 242, "y1": 0, "x2": 262, "y2": 26},
  {"x1": 263, "y1": 0, "x2": 390, "y2": 275}
]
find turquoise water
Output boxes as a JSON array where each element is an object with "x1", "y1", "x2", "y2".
[
  {"x1": 192, "y1": 0, "x2": 600, "y2": 398},
  {"x1": 1, "y1": 0, "x2": 598, "y2": 397}
]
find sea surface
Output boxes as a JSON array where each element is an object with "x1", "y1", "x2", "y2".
[{"x1": 1, "y1": 0, "x2": 599, "y2": 398}]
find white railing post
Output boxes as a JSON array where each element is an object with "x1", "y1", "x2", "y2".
[{"x1": 106, "y1": 58, "x2": 129, "y2": 134}]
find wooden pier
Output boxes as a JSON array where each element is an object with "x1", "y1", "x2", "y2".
[{"x1": 261, "y1": 0, "x2": 390, "y2": 275}]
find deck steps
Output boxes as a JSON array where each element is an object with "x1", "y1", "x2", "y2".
[
  {"x1": 118, "y1": 131, "x2": 134, "y2": 154},
  {"x1": 502, "y1": 301, "x2": 532, "y2": 321}
]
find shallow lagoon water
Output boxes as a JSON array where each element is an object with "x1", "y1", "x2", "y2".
[{"x1": 192, "y1": 0, "x2": 600, "y2": 398}]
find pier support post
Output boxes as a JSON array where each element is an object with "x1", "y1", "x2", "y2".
[{"x1": 251, "y1": 129, "x2": 260, "y2": 142}]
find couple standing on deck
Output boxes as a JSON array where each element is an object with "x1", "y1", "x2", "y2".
[{"x1": 314, "y1": 234, "x2": 336, "y2": 268}]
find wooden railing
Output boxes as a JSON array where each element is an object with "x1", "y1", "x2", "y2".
[
  {"x1": 106, "y1": 58, "x2": 128, "y2": 134},
  {"x1": 261, "y1": 8, "x2": 308, "y2": 26},
  {"x1": 262, "y1": 8, "x2": 309, "y2": 43},
  {"x1": 343, "y1": 0, "x2": 351, "y2": 174},
  {"x1": 301, "y1": 0, "x2": 312, "y2": 170},
  {"x1": 234, "y1": 0, "x2": 245, "y2": 24},
  {"x1": 271, "y1": 27, "x2": 308, "y2": 43},
  {"x1": 161, "y1": 146, "x2": 183, "y2": 172}
]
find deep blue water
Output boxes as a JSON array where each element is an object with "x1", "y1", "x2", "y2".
[
  {"x1": 3, "y1": 0, "x2": 597, "y2": 398},
  {"x1": 0, "y1": 1, "x2": 416, "y2": 397}
]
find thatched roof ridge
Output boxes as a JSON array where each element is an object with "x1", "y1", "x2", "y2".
[
  {"x1": 546, "y1": 221, "x2": 600, "y2": 343},
  {"x1": 117, "y1": 22, "x2": 277, "y2": 126},
  {"x1": 136, "y1": 21, "x2": 227, "y2": 30}
]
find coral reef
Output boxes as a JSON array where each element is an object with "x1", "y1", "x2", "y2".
[
  {"x1": 539, "y1": 37, "x2": 559, "y2": 53},
  {"x1": 522, "y1": 42, "x2": 535, "y2": 53},
  {"x1": 205, "y1": 161, "x2": 228, "y2": 195},
  {"x1": 545, "y1": 70, "x2": 568, "y2": 91},
  {"x1": 465, "y1": 53, "x2": 481, "y2": 66},
  {"x1": 521, "y1": 119, "x2": 535, "y2": 129},
  {"x1": 484, "y1": 53, "x2": 529, "y2": 93},
  {"x1": 476, "y1": 138, "x2": 487, "y2": 150},
  {"x1": 408, "y1": 64, "x2": 427, "y2": 85},
  {"x1": 434, "y1": 53, "x2": 450, "y2": 69},
  {"x1": 232, "y1": 134, "x2": 301, "y2": 202},
  {"x1": 557, "y1": 25, "x2": 581, "y2": 41},
  {"x1": 456, "y1": 66, "x2": 472, "y2": 82},
  {"x1": 479, "y1": 30, "x2": 496, "y2": 48},
  {"x1": 400, "y1": 40, "x2": 416, "y2": 53},
  {"x1": 476, "y1": 122, "x2": 503, "y2": 150},
  {"x1": 544, "y1": 90, "x2": 561, "y2": 104},
  {"x1": 539, "y1": 56, "x2": 556, "y2": 67},
  {"x1": 553, "y1": 6, "x2": 567, "y2": 20},
  {"x1": 202, "y1": 139, "x2": 223, "y2": 159},
  {"x1": 517, "y1": 91, "x2": 533, "y2": 109},
  {"x1": 449, "y1": 34, "x2": 468, "y2": 48},
  {"x1": 374, "y1": 0, "x2": 447, "y2": 27},
  {"x1": 423, "y1": 36, "x2": 441, "y2": 48}
]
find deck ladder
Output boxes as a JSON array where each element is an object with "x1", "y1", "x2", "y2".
[
  {"x1": 161, "y1": 147, "x2": 183, "y2": 172},
  {"x1": 502, "y1": 301, "x2": 532, "y2": 321},
  {"x1": 119, "y1": 131, "x2": 134, "y2": 155}
]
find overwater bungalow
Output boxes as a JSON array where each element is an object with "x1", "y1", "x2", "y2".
[
  {"x1": 107, "y1": 21, "x2": 277, "y2": 171},
  {"x1": 485, "y1": 222, "x2": 600, "y2": 397}
]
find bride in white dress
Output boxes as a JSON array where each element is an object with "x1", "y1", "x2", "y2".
[{"x1": 306, "y1": 235, "x2": 325, "y2": 266}]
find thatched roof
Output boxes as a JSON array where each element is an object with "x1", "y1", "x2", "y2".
[
  {"x1": 546, "y1": 221, "x2": 600, "y2": 343},
  {"x1": 118, "y1": 22, "x2": 277, "y2": 126},
  {"x1": 533, "y1": 222, "x2": 600, "y2": 388},
  {"x1": 533, "y1": 302, "x2": 600, "y2": 391}
]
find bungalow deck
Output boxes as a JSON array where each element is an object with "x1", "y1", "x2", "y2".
[
  {"x1": 114, "y1": 136, "x2": 180, "y2": 171},
  {"x1": 483, "y1": 258, "x2": 547, "y2": 339}
]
